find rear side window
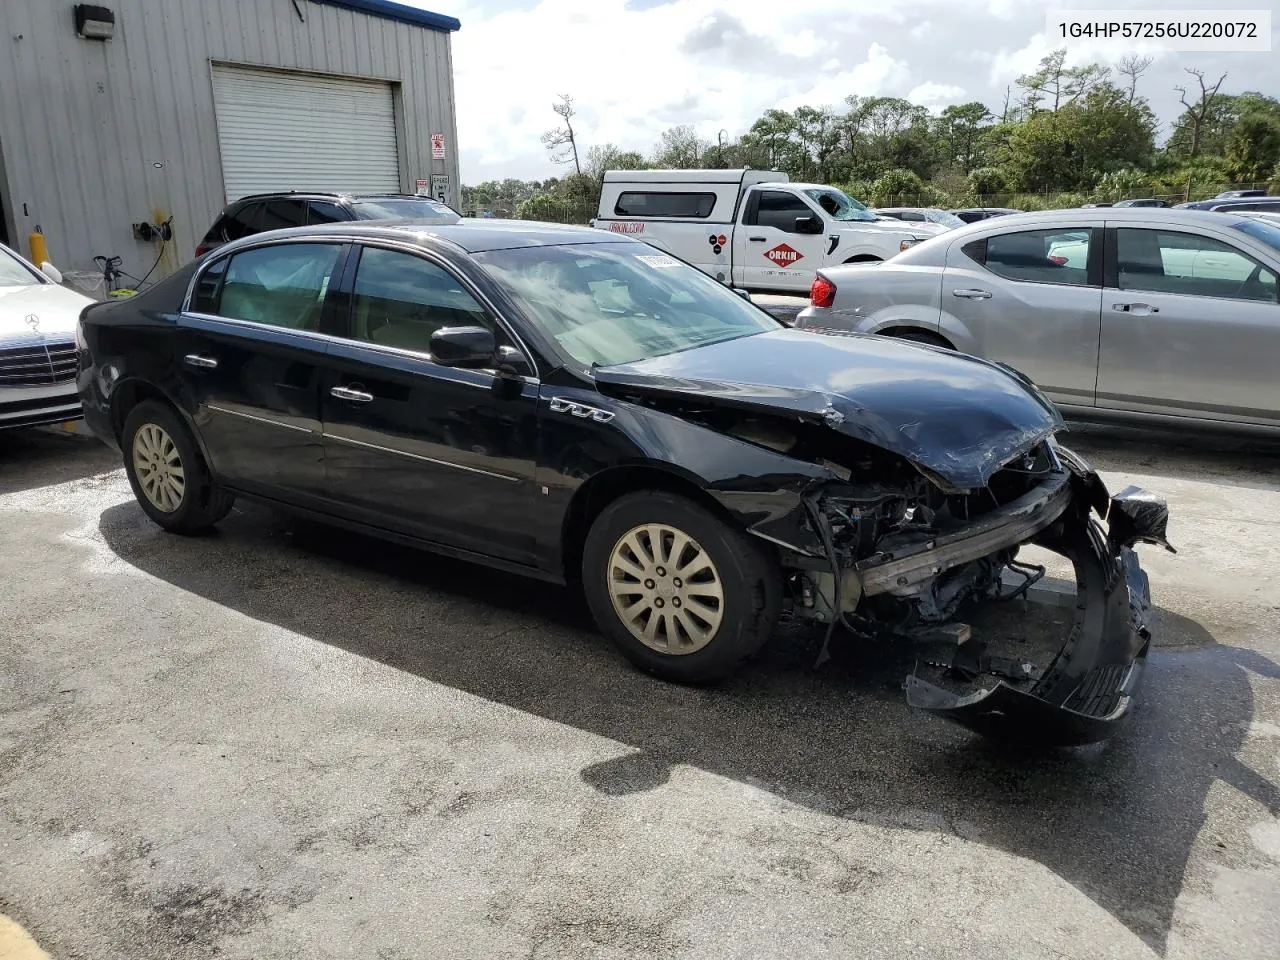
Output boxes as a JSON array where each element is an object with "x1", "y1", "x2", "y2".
[
  {"x1": 984, "y1": 228, "x2": 1092, "y2": 286},
  {"x1": 614, "y1": 192, "x2": 716, "y2": 218},
  {"x1": 190, "y1": 256, "x2": 228, "y2": 313},
  {"x1": 260, "y1": 199, "x2": 307, "y2": 231},
  {"x1": 215, "y1": 243, "x2": 344, "y2": 331}
]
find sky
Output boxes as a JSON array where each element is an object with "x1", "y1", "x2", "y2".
[{"x1": 411, "y1": 0, "x2": 1279, "y2": 183}]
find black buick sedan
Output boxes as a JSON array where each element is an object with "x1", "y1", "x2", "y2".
[{"x1": 77, "y1": 220, "x2": 1169, "y2": 744}]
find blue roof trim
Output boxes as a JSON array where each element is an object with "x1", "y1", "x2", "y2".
[{"x1": 312, "y1": 0, "x2": 461, "y2": 32}]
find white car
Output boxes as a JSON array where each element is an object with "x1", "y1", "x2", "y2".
[{"x1": 0, "y1": 243, "x2": 94, "y2": 430}]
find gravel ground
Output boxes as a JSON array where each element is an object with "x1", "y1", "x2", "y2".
[{"x1": 1, "y1": 422, "x2": 1278, "y2": 960}]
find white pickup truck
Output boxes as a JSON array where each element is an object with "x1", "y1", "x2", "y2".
[{"x1": 594, "y1": 169, "x2": 948, "y2": 293}]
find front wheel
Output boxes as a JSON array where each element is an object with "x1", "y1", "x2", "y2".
[
  {"x1": 122, "y1": 400, "x2": 234, "y2": 534},
  {"x1": 582, "y1": 491, "x2": 781, "y2": 683}
]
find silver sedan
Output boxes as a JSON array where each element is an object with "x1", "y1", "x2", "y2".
[{"x1": 795, "y1": 208, "x2": 1280, "y2": 435}]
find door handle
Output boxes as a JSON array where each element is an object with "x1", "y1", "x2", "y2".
[
  {"x1": 1112, "y1": 303, "x2": 1159, "y2": 314},
  {"x1": 330, "y1": 385, "x2": 374, "y2": 403},
  {"x1": 748, "y1": 236, "x2": 767, "y2": 242},
  {"x1": 183, "y1": 354, "x2": 218, "y2": 369},
  {"x1": 952, "y1": 288, "x2": 992, "y2": 300}
]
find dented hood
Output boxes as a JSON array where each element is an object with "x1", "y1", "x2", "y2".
[{"x1": 593, "y1": 329, "x2": 1063, "y2": 489}]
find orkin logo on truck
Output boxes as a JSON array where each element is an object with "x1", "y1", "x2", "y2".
[
  {"x1": 608, "y1": 221, "x2": 644, "y2": 234},
  {"x1": 764, "y1": 243, "x2": 803, "y2": 266}
]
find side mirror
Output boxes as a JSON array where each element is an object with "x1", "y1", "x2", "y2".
[
  {"x1": 794, "y1": 216, "x2": 823, "y2": 235},
  {"x1": 430, "y1": 325, "x2": 496, "y2": 368},
  {"x1": 40, "y1": 262, "x2": 63, "y2": 284}
]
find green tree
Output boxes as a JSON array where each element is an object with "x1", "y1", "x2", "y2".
[
  {"x1": 938, "y1": 102, "x2": 993, "y2": 172},
  {"x1": 585, "y1": 143, "x2": 646, "y2": 181},
  {"x1": 650, "y1": 124, "x2": 706, "y2": 168},
  {"x1": 1224, "y1": 116, "x2": 1280, "y2": 182},
  {"x1": 870, "y1": 168, "x2": 927, "y2": 205},
  {"x1": 967, "y1": 166, "x2": 1007, "y2": 197}
]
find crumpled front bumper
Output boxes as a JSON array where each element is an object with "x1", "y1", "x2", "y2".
[{"x1": 904, "y1": 450, "x2": 1170, "y2": 746}]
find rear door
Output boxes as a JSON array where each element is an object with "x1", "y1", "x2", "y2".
[
  {"x1": 319, "y1": 243, "x2": 540, "y2": 563},
  {"x1": 1096, "y1": 225, "x2": 1280, "y2": 427},
  {"x1": 735, "y1": 189, "x2": 829, "y2": 292},
  {"x1": 940, "y1": 224, "x2": 1103, "y2": 409},
  {"x1": 178, "y1": 240, "x2": 347, "y2": 503}
]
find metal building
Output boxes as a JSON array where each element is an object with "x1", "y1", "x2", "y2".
[{"x1": 0, "y1": 0, "x2": 461, "y2": 284}]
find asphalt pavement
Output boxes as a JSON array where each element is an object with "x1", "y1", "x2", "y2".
[{"x1": 1, "y1": 423, "x2": 1278, "y2": 959}]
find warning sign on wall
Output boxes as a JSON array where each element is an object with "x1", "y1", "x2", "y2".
[
  {"x1": 415, "y1": 179, "x2": 430, "y2": 196},
  {"x1": 431, "y1": 133, "x2": 446, "y2": 159}
]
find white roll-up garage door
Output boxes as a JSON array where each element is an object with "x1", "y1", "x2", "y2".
[{"x1": 211, "y1": 64, "x2": 401, "y2": 201}]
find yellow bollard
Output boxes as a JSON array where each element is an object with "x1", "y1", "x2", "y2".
[{"x1": 28, "y1": 227, "x2": 49, "y2": 267}]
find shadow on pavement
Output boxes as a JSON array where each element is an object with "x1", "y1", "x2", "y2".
[
  {"x1": 97, "y1": 498, "x2": 1279, "y2": 955},
  {"x1": 0, "y1": 429, "x2": 118, "y2": 496}
]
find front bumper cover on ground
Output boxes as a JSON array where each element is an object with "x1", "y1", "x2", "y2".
[{"x1": 904, "y1": 461, "x2": 1169, "y2": 746}]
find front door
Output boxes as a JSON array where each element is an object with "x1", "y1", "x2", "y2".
[
  {"x1": 734, "y1": 189, "x2": 829, "y2": 292},
  {"x1": 177, "y1": 241, "x2": 347, "y2": 502},
  {"x1": 1096, "y1": 226, "x2": 1280, "y2": 427},
  {"x1": 319, "y1": 244, "x2": 540, "y2": 564},
  {"x1": 941, "y1": 225, "x2": 1103, "y2": 410}
]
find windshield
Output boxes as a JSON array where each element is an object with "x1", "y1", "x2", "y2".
[
  {"x1": 0, "y1": 246, "x2": 41, "y2": 286},
  {"x1": 924, "y1": 209, "x2": 966, "y2": 228},
  {"x1": 1232, "y1": 218, "x2": 1280, "y2": 252},
  {"x1": 802, "y1": 188, "x2": 877, "y2": 222},
  {"x1": 350, "y1": 198, "x2": 460, "y2": 222},
  {"x1": 474, "y1": 242, "x2": 779, "y2": 367}
]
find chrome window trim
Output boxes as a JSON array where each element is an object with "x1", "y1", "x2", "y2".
[
  {"x1": 182, "y1": 234, "x2": 542, "y2": 379},
  {"x1": 322, "y1": 432, "x2": 522, "y2": 482},
  {"x1": 206, "y1": 403, "x2": 313, "y2": 434}
]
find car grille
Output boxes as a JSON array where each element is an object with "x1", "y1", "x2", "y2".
[{"x1": 0, "y1": 338, "x2": 78, "y2": 387}]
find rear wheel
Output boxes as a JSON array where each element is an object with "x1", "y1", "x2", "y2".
[
  {"x1": 582, "y1": 491, "x2": 780, "y2": 683},
  {"x1": 122, "y1": 400, "x2": 234, "y2": 534}
]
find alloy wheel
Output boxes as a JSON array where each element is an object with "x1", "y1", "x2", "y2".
[
  {"x1": 607, "y1": 523, "x2": 724, "y2": 655},
  {"x1": 132, "y1": 423, "x2": 186, "y2": 513}
]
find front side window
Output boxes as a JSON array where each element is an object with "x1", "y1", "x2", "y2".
[
  {"x1": 1116, "y1": 229, "x2": 1278, "y2": 303},
  {"x1": 223, "y1": 202, "x2": 264, "y2": 241},
  {"x1": 349, "y1": 247, "x2": 492, "y2": 354},
  {"x1": 802, "y1": 188, "x2": 877, "y2": 222},
  {"x1": 613, "y1": 192, "x2": 717, "y2": 218},
  {"x1": 474, "y1": 241, "x2": 779, "y2": 368},
  {"x1": 260, "y1": 199, "x2": 306, "y2": 231},
  {"x1": 215, "y1": 243, "x2": 343, "y2": 330},
  {"x1": 984, "y1": 228, "x2": 1092, "y2": 285},
  {"x1": 307, "y1": 201, "x2": 348, "y2": 224},
  {"x1": 752, "y1": 191, "x2": 816, "y2": 232}
]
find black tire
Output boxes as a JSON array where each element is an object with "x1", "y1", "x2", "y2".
[
  {"x1": 890, "y1": 329, "x2": 953, "y2": 349},
  {"x1": 122, "y1": 400, "x2": 234, "y2": 534},
  {"x1": 582, "y1": 491, "x2": 781, "y2": 683}
]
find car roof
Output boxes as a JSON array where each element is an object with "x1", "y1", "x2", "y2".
[
  {"x1": 231, "y1": 191, "x2": 445, "y2": 204},
  {"x1": 216, "y1": 218, "x2": 625, "y2": 254},
  {"x1": 953, "y1": 207, "x2": 1263, "y2": 230}
]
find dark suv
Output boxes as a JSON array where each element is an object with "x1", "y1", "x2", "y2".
[{"x1": 195, "y1": 192, "x2": 460, "y2": 256}]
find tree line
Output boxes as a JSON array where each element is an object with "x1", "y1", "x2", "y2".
[{"x1": 461, "y1": 51, "x2": 1280, "y2": 223}]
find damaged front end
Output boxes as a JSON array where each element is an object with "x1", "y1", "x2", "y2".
[{"x1": 780, "y1": 442, "x2": 1171, "y2": 747}]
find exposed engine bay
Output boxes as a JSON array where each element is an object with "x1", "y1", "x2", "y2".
[{"x1": 612, "y1": 393, "x2": 1172, "y2": 747}]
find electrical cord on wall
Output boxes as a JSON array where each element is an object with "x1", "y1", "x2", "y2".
[{"x1": 117, "y1": 216, "x2": 174, "y2": 291}]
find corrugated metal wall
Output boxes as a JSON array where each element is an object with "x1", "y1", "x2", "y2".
[{"x1": 0, "y1": 0, "x2": 460, "y2": 279}]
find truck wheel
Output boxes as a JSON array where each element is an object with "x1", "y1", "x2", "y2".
[
  {"x1": 582, "y1": 491, "x2": 781, "y2": 683},
  {"x1": 122, "y1": 400, "x2": 234, "y2": 534}
]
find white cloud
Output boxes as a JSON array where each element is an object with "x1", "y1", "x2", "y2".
[
  {"x1": 907, "y1": 82, "x2": 967, "y2": 109},
  {"x1": 427, "y1": 0, "x2": 1280, "y2": 181}
]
